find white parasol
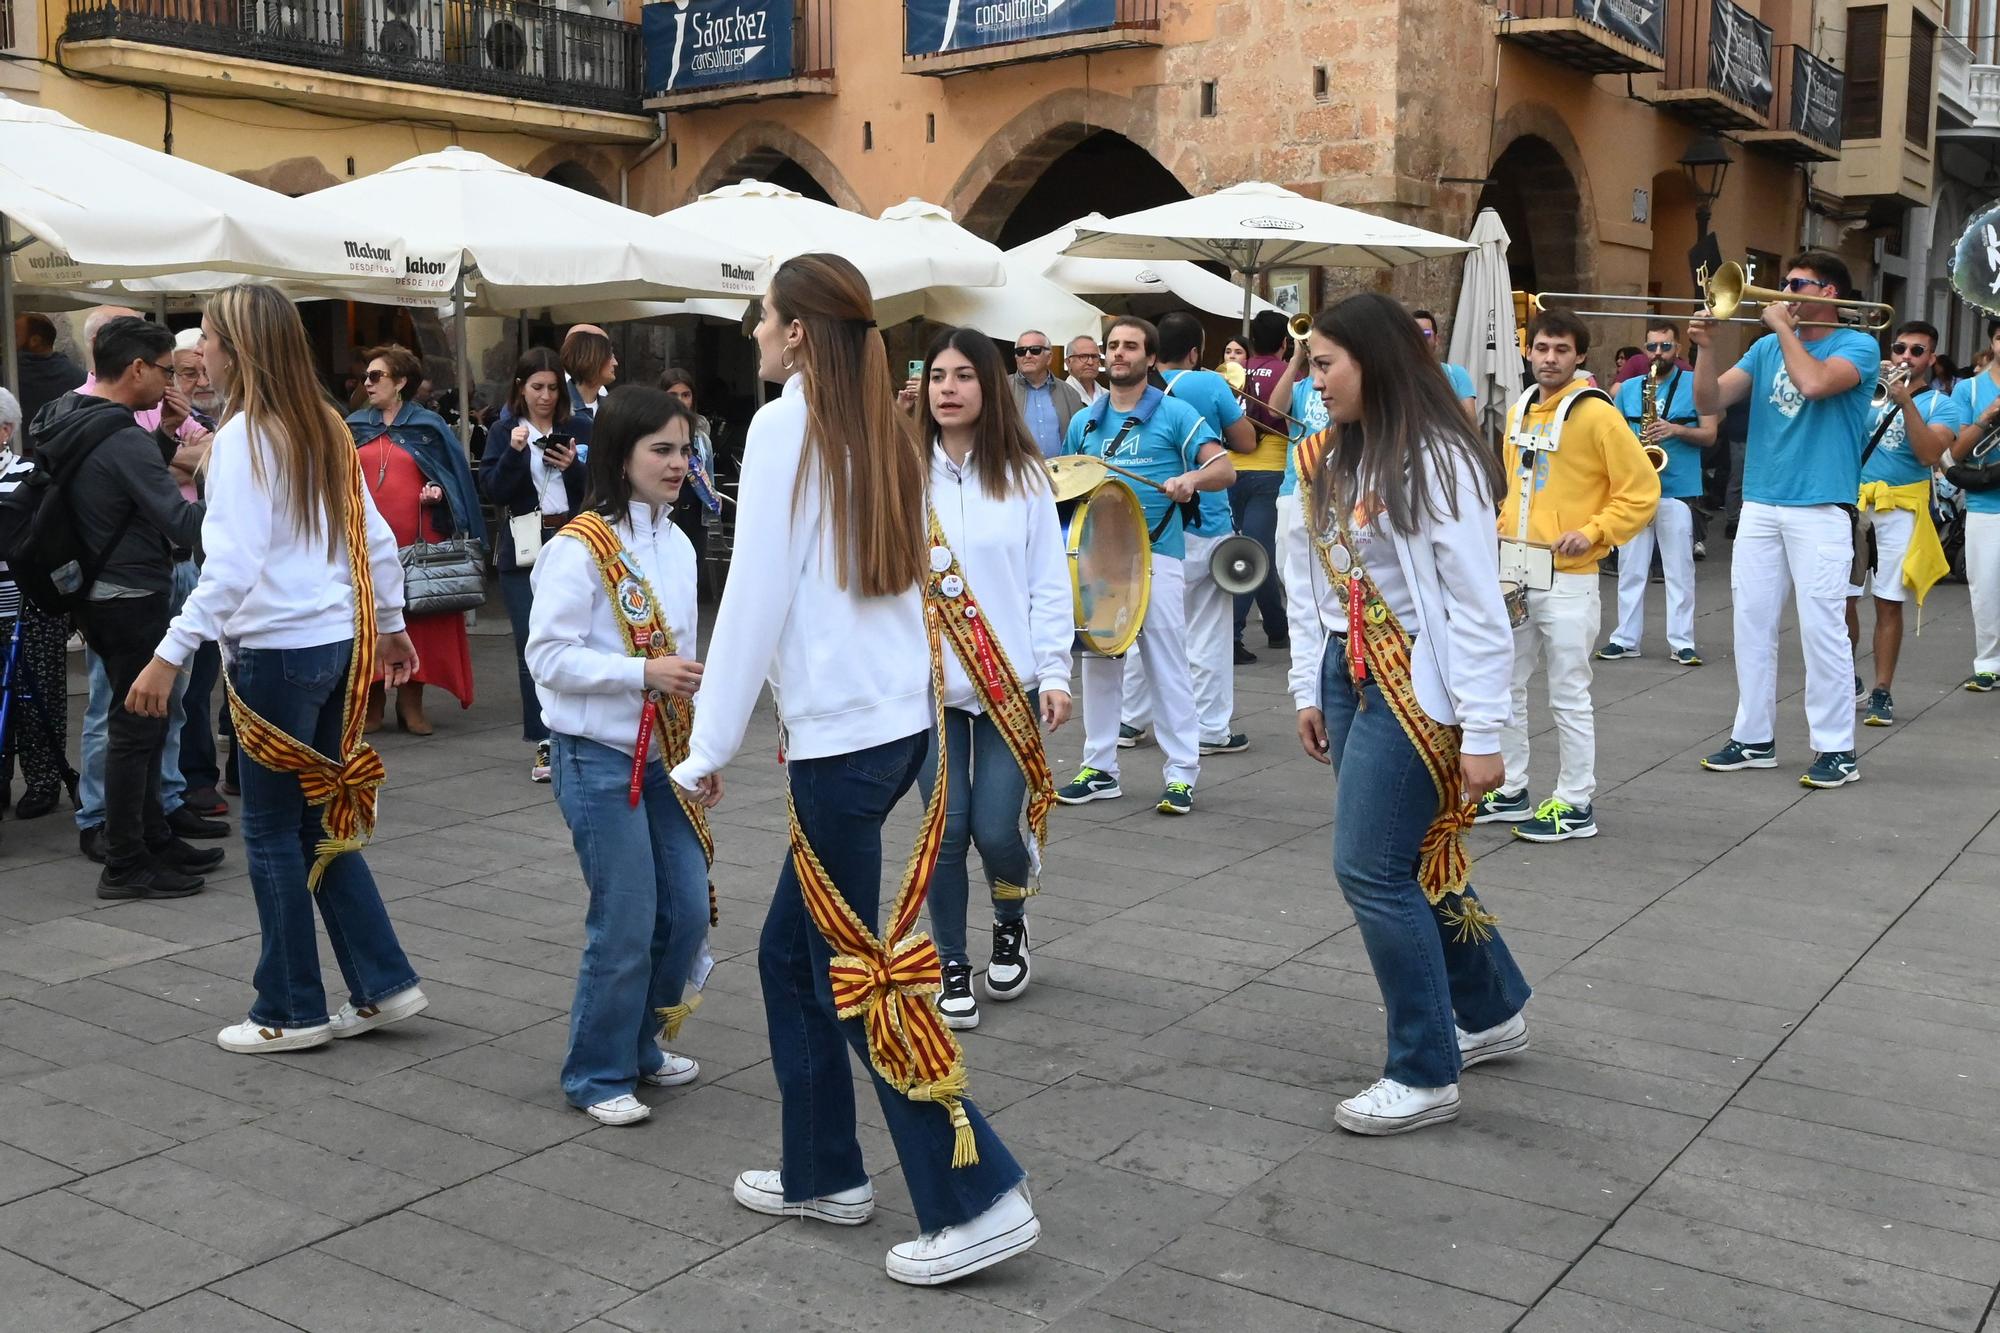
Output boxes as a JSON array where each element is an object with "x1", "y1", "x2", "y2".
[
  {"x1": 1011, "y1": 213, "x2": 1277, "y2": 321},
  {"x1": 875, "y1": 200, "x2": 1100, "y2": 347},
  {"x1": 1446, "y1": 208, "x2": 1526, "y2": 442}
]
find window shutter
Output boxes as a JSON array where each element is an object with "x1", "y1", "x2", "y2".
[
  {"x1": 1907, "y1": 13, "x2": 1936, "y2": 146},
  {"x1": 1843, "y1": 6, "x2": 1885, "y2": 138}
]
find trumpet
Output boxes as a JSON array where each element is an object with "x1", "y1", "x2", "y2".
[
  {"x1": 1287, "y1": 312, "x2": 1313, "y2": 341},
  {"x1": 1531, "y1": 260, "x2": 1895, "y2": 331},
  {"x1": 1871, "y1": 361, "x2": 1912, "y2": 407}
]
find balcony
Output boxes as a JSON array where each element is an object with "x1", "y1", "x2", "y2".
[
  {"x1": 1741, "y1": 45, "x2": 1843, "y2": 162},
  {"x1": 641, "y1": 0, "x2": 832, "y2": 111},
  {"x1": 903, "y1": 0, "x2": 1159, "y2": 77},
  {"x1": 1968, "y1": 62, "x2": 2000, "y2": 131},
  {"x1": 60, "y1": 0, "x2": 653, "y2": 142},
  {"x1": 1653, "y1": 0, "x2": 1771, "y2": 130},
  {"x1": 1942, "y1": 31, "x2": 1973, "y2": 123},
  {"x1": 1498, "y1": 0, "x2": 1665, "y2": 76}
]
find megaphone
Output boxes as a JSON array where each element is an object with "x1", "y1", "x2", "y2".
[{"x1": 1209, "y1": 534, "x2": 1270, "y2": 595}]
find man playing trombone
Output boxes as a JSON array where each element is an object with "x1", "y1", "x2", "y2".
[
  {"x1": 1690, "y1": 250, "x2": 1880, "y2": 789},
  {"x1": 1598, "y1": 318, "x2": 1717, "y2": 666}
]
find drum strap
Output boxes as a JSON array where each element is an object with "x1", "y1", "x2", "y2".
[{"x1": 1091, "y1": 414, "x2": 1191, "y2": 544}]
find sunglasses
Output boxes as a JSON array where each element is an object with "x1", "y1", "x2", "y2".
[
  {"x1": 1889, "y1": 342, "x2": 1931, "y2": 356},
  {"x1": 363, "y1": 369, "x2": 390, "y2": 384},
  {"x1": 1779, "y1": 277, "x2": 1827, "y2": 293},
  {"x1": 1645, "y1": 341, "x2": 1675, "y2": 352},
  {"x1": 1014, "y1": 344, "x2": 1049, "y2": 356}
]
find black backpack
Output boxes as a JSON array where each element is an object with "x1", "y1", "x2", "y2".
[{"x1": 0, "y1": 413, "x2": 135, "y2": 615}]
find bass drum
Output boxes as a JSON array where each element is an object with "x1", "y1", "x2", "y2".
[{"x1": 1061, "y1": 476, "x2": 1152, "y2": 658}]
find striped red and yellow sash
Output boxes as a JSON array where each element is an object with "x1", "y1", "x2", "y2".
[
  {"x1": 923, "y1": 508, "x2": 1055, "y2": 881},
  {"x1": 1297, "y1": 437, "x2": 1492, "y2": 937},
  {"x1": 221, "y1": 450, "x2": 383, "y2": 892},
  {"x1": 558, "y1": 511, "x2": 719, "y2": 1038}
]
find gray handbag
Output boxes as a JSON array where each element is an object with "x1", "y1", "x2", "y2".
[{"x1": 401, "y1": 489, "x2": 487, "y2": 617}]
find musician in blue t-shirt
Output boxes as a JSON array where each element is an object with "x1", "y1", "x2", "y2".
[
  {"x1": 1599, "y1": 320, "x2": 1718, "y2": 666},
  {"x1": 1690, "y1": 251, "x2": 1877, "y2": 790},
  {"x1": 1950, "y1": 318, "x2": 2000, "y2": 692}
]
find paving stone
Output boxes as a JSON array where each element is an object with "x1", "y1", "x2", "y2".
[
  {"x1": 19, "y1": 978, "x2": 218, "y2": 1043},
  {"x1": 0, "y1": 1189, "x2": 243, "y2": 1307},
  {"x1": 318, "y1": 1210, "x2": 633, "y2": 1332},
  {"x1": 1088, "y1": 1262, "x2": 1390, "y2": 1332},
  {"x1": 25, "y1": 1061, "x2": 262, "y2": 1142},
  {"x1": 215, "y1": 1248, "x2": 514, "y2": 1333},
  {"x1": 164, "y1": 1124, "x2": 435, "y2": 1224},
  {"x1": 0, "y1": 1137, "x2": 79, "y2": 1202},
  {"x1": 0, "y1": 1085, "x2": 175, "y2": 1175},
  {"x1": 496, "y1": 1141, "x2": 777, "y2": 1248},
  {"x1": 98, "y1": 1290, "x2": 299, "y2": 1332},
  {"x1": 123, "y1": 1035, "x2": 351, "y2": 1113},
  {"x1": 340, "y1": 1067, "x2": 587, "y2": 1153},
  {"x1": 68, "y1": 1155, "x2": 346, "y2": 1263},
  {"x1": 258, "y1": 1094, "x2": 519, "y2": 1187},
  {"x1": 601, "y1": 1273, "x2": 859, "y2": 1332},
  {"x1": 1557, "y1": 1247, "x2": 1955, "y2": 1333},
  {"x1": 1513, "y1": 1289, "x2": 1732, "y2": 1332},
  {"x1": 0, "y1": 1248, "x2": 136, "y2": 1331},
  {"x1": 409, "y1": 1174, "x2": 718, "y2": 1289},
  {"x1": 0, "y1": 997, "x2": 150, "y2": 1067}
]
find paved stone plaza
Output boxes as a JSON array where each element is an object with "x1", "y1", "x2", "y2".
[{"x1": 2, "y1": 557, "x2": 1998, "y2": 1332}]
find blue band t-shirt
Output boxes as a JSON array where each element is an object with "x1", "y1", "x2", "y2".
[
  {"x1": 1951, "y1": 375, "x2": 2000, "y2": 515},
  {"x1": 1614, "y1": 368, "x2": 1703, "y2": 497},
  {"x1": 1443, "y1": 362, "x2": 1475, "y2": 400},
  {"x1": 1161, "y1": 368, "x2": 1243, "y2": 537},
  {"x1": 1061, "y1": 386, "x2": 1220, "y2": 559},
  {"x1": 1739, "y1": 327, "x2": 1881, "y2": 507},
  {"x1": 1861, "y1": 388, "x2": 1966, "y2": 489},
  {"x1": 1280, "y1": 381, "x2": 1329, "y2": 499}
]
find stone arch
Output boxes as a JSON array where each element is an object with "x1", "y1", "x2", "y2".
[
  {"x1": 946, "y1": 89, "x2": 1177, "y2": 242},
  {"x1": 522, "y1": 144, "x2": 621, "y2": 199},
  {"x1": 688, "y1": 123, "x2": 862, "y2": 210},
  {"x1": 1479, "y1": 104, "x2": 1598, "y2": 297}
]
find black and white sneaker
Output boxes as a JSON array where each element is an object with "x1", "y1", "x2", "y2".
[
  {"x1": 938, "y1": 961, "x2": 979, "y2": 1030},
  {"x1": 983, "y1": 920, "x2": 1030, "y2": 1001}
]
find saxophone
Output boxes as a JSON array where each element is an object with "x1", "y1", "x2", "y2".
[{"x1": 1638, "y1": 362, "x2": 1670, "y2": 474}]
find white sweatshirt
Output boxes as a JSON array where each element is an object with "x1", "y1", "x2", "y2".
[
  {"x1": 525, "y1": 503, "x2": 698, "y2": 757},
  {"x1": 671, "y1": 375, "x2": 930, "y2": 783},
  {"x1": 1283, "y1": 441, "x2": 1513, "y2": 755},
  {"x1": 157, "y1": 416, "x2": 405, "y2": 669},
  {"x1": 929, "y1": 443, "x2": 1072, "y2": 713}
]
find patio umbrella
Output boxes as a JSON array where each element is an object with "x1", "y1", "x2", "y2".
[
  {"x1": 1011, "y1": 213, "x2": 1277, "y2": 321},
  {"x1": 0, "y1": 95, "x2": 437, "y2": 394},
  {"x1": 1060, "y1": 181, "x2": 1475, "y2": 334},
  {"x1": 875, "y1": 200, "x2": 1100, "y2": 348},
  {"x1": 1447, "y1": 208, "x2": 1526, "y2": 442}
]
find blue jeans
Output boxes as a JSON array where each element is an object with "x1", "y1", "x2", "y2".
[
  {"x1": 762, "y1": 733, "x2": 1025, "y2": 1231},
  {"x1": 1230, "y1": 470, "x2": 1286, "y2": 642},
  {"x1": 179, "y1": 639, "x2": 221, "y2": 789},
  {"x1": 550, "y1": 733, "x2": 710, "y2": 1108},
  {"x1": 1319, "y1": 638, "x2": 1530, "y2": 1087},
  {"x1": 917, "y1": 705, "x2": 1032, "y2": 969},
  {"x1": 235, "y1": 640, "x2": 418, "y2": 1028},
  {"x1": 498, "y1": 569, "x2": 548, "y2": 742},
  {"x1": 75, "y1": 560, "x2": 198, "y2": 829}
]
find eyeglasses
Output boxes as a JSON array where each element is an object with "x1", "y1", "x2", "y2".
[
  {"x1": 1889, "y1": 342, "x2": 1930, "y2": 357},
  {"x1": 1013, "y1": 344, "x2": 1049, "y2": 356},
  {"x1": 1780, "y1": 277, "x2": 1827, "y2": 293},
  {"x1": 1068, "y1": 351, "x2": 1100, "y2": 360},
  {"x1": 363, "y1": 369, "x2": 389, "y2": 384},
  {"x1": 1644, "y1": 341, "x2": 1675, "y2": 353},
  {"x1": 150, "y1": 360, "x2": 174, "y2": 374}
]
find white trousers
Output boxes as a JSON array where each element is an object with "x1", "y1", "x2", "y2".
[
  {"x1": 1613, "y1": 496, "x2": 1696, "y2": 654},
  {"x1": 1499, "y1": 571, "x2": 1600, "y2": 807},
  {"x1": 1847, "y1": 507, "x2": 1914, "y2": 603},
  {"x1": 1729, "y1": 500, "x2": 1856, "y2": 754},
  {"x1": 1123, "y1": 532, "x2": 1234, "y2": 741},
  {"x1": 1084, "y1": 553, "x2": 1198, "y2": 787},
  {"x1": 1967, "y1": 511, "x2": 2000, "y2": 675}
]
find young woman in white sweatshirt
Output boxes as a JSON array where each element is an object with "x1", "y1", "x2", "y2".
[
  {"x1": 913, "y1": 327, "x2": 1071, "y2": 1031},
  {"x1": 670, "y1": 254, "x2": 1037, "y2": 1287},
  {"x1": 525, "y1": 387, "x2": 712, "y2": 1128},
  {"x1": 1287, "y1": 292, "x2": 1532, "y2": 1138}
]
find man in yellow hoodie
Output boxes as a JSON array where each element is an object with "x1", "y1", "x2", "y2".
[{"x1": 1477, "y1": 309, "x2": 1660, "y2": 842}]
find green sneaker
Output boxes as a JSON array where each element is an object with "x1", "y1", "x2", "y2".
[
  {"x1": 1156, "y1": 782, "x2": 1193, "y2": 815},
  {"x1": 1055, "y1": 768, "x2": 1121, "y2": 805},
  {"x1": 1863, "y1": 688, "x2": 1893, "y2": 727},
  {"x1": 1513, "y1": 798, "x2": 1597, "y2": 843},
  {"x1": 1965, "y1": 673, "x2": 1999, "y2": 693}
]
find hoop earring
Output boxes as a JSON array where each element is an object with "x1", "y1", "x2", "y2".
[{"x1": 781, "y1": 351, "x2": 796, "y2": 372}]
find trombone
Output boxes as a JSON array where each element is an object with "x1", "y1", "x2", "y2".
[
  {"x1": 1218, "y1": 360, "x2": 1315, "y2": 432},
  {"x1": 1532, "y1": 261, "x2": 1894, "y2": 331}
]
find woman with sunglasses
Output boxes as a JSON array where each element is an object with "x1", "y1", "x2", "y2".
[
  {"x1": 674, "y1": 255, "x2": 1038, "y2": 1286},
  {"x1": 1291, "y1": 292, "x2": 1530, "y2": 1136},
  {"x1": 347, "y1": 344, "x2": 485, "y2": 736}
]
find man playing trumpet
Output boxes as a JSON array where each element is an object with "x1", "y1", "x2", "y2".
[{"x1": 1598, "y1": 318, "x2": 1718, "y2": 666}]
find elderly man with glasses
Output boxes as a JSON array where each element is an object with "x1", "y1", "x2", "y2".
[
  {"x1": 1064, "y1": 335, "x2": 1105, "y2": 406},
  {"x1": 1008, "y1": 329, "x2": 1085, "y2": 458}
]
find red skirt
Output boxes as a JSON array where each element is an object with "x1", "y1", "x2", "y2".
[{"x1": 361, "y1": 433, "x2": 475, "y2": 708}]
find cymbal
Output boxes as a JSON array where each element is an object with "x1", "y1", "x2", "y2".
[{"x1": 1046, "y1": 454, "x2": 1110, "y2": 503}]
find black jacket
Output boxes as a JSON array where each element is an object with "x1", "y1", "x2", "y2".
[
  {"x1": 30, "y1": 393, "x2": 203, "y2": 598},
  {"x1": 479, "y1": 408, "x2": 585, "y2": 571},
  {"x1": 15, "y1": 351, "x2": 87, "y2": 452}
]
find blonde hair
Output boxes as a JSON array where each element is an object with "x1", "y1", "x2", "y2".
[
  {"x1": 204, "y1": 284, "x2": 353, "y2": 558},
  {"x1": 767, "y1": 253, "x2": 926, "y2": 597}
]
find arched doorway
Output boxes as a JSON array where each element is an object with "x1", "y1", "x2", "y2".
[
  {"x1": 957, "y1": 127, "x2": 1189, "y2": 248},
  {"x1": 696, "y1": 145, "x2": 842, "y2": 205},
  {"x1": 1478, "y1": 135, "x2": 1586, "y2": 296},
  {"x1": 543, "y1": 160, "x2": 611, "y2": 200}
]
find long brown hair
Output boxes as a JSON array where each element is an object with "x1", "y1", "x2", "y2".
[
  {"x1": 508, "y1": 347, "x2": 572, "y2": 428},
  {"x1": 915, "y1": 327, "x2": 1045, "y2": 500},
  {"x1": 768, "y1": 253, "x2": 926, "y2": 596},
  {"x1": 1309, "y1": 292, "x2": 1502, "y2": 535},
  {"x1": 204, "y1": 283, "x2": 353, "y2": 557}
]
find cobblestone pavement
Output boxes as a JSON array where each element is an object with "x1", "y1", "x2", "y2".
[{"x1": 2, "y1": 557, "x2": 1998, "y2": 1332}]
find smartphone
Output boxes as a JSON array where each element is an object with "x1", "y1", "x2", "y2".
[
  {"x1": 538, "y1": 433, "x2": 574, "y2": 453},
  {"x1": 908, "y1": 360, "x2": 924, "y2": 381}
]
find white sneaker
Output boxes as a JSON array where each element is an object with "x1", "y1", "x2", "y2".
[
  {"x1": 584, "y1": 1094, "x2": 651, "y2": 1126},
  {"x1": 217, "y1": 1020, "x2": 332, "y2": 1054},
  {"x1": 982, "y1": 920, "x2": 1030, "y2": 1002},
  {"x1": 1457, "y1": 1013, "x2": 1529, "y2": 1069},
  {"x1": 1334, "y1": 1078, "x2": 1460, "y2": 1135},
  {"x1": 886, "y1": 1182, "x2": 1039, "y2": 1286},
  {"x1": 328, "y1": 984, "x2": 429, "y2": 1039},
  {"x1": 732, "y1": 1169, "x2": 875, "y2": 1225},
  {"x1": 640, "y1": 1053, "x2": 700, "y2": 1087}
]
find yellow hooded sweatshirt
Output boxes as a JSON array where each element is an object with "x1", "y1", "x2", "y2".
[{"x1": 1499, "y1": 380, "x2": 1661, "y2": 572}]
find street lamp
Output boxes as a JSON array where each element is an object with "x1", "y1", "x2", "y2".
[{"x1": 1678, "y1": 135, "x2": 1734, "y2": 240}]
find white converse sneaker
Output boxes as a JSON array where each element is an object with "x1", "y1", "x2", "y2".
[
  {"x1": 328, "y1": 984, "x2": 429, "y2": 1039},
  {"x1": 886, "y1": 1182, "x2": 1039, "y2": 1286},
  {"x1": 1457, "y1": 1013, "x2": 1529, "y2": 1069},
  {"x1": 732, "y1": 1169, "x2": 875, "y2": 1225},
  {"x1": 1333, "y1": 1078, "x2": 1460, "y2": 1135},
  {"x1": 584, "y1": 1094, "x2": 651, "y2": 1126},
  {"x1": 217, "y1": 1020, "x2": 332, "y2": 1054},
  {"x1": 640, "y1": 1053, "x2": 700, "y2": 1087}
]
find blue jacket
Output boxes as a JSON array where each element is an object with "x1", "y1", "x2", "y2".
[
  {"x1": 346, "y1": 402, "x2": 486, "y2": 545},
  {"x1": 480, "y1": 408, "x2": 587, "y2": 571}
]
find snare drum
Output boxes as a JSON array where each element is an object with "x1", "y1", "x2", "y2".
[
  {"x1": 1499, "y1": 579, "x2": 1528, "y2": 629},
  {"x1": 1057, "y1": 475, "x2": 1151, "y2": 657}
]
